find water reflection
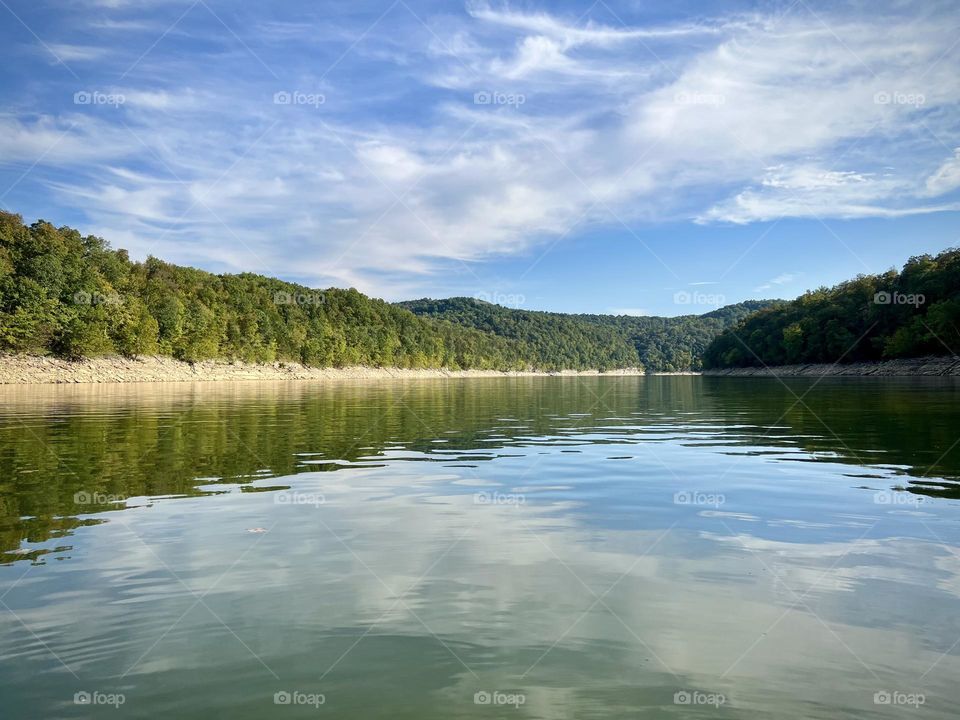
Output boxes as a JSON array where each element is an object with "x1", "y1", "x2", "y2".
[
  {"x1": 1, "y1": 376, "x2": 959, "y2": 562},
  {"x1": 0, "y1": 377, "x2": 959, "y2": 718}
]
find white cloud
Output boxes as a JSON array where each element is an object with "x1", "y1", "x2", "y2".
[
  {"x1": 88, "y1": 18, "x2": 160, "y2": 31},
  {"x1": 925, "y1": 148, "x2": 960, "y2": 197},
  {"x1": 466, "y1": 2, "x2": 728, "y2": 48},
  {"x1": 701, "y1": 163, "x2": 927, "y2": 223},
  {"x1": 46, "y1": 43, "x2": 108, "y2": 62},
  {"x1": 4, "y1": 1, "x2": 960, "y2": 296},
  {"x1": 754, "y1": 273, "x2": 798, "y2": 293},
  {"x1": 0, "y1": 114, "x2": 138, "y2": 165}
]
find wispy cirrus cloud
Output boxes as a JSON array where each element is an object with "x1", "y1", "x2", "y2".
[
  {"x1": 0, "y1": 0, "x2": 958, "y2": 299},
  {"x1": 754, "y1": 272, "x2": 799, "y2": 293},
  {"x1": 925, "y1": 148, "x2": 960, "y2": 197},
  {"x1": 45, "y1": 42, "x2": 110, "y2": 62}
]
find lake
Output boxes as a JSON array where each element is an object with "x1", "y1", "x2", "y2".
[{"x1": 1, "y1": 376, "x2": 959, "y2": 718}]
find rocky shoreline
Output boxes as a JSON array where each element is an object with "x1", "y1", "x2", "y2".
[
  {"x1": 5, "y1": 354, "x2": 958, "y2": 384},
  {"x1": 0, "y1": 355, "x2": 646, "y2": 385},
  {"x1": 702, "y1": 356, "x2": 960, "y2": 377}
]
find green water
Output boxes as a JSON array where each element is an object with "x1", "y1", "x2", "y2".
[{"x1": 1, "y1": 376, "x2": 959, "y2": 718}]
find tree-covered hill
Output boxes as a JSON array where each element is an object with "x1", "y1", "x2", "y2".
[
  {"x1": 399, "y1": 298, "x2": 774, "y2": 372},
  {"x1": 0, "y1": 212, "x2": 652, "y2": 371},
  {"x1": 703, "y1": 248, "x2": 960, "y2": 369},
  {"x1": 396, "y1": 298, "x2": 642, "y2": 371},
  {"x1": 0, "y1": 210, "x2": 777, "y2": 372},
  {"x1": 0, "y1": 212, "x2": 530, "y2": 369},
  {"x1": 573, "y1": 301, "x2": 772, "y2": 371}
]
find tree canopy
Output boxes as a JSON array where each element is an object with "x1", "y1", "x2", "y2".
[
  {"x1": 0, "y1": 212, "x2": 527, "y2": 370},
  {"x1": 400, "y1": 298, "x2": 773, "y2": 372},
  {"x1": 0, "y1": 210, "x2": 806, "y2": 372},
  {"x1": 703, "y1": 248, "x2": 960, "y2": 368}
]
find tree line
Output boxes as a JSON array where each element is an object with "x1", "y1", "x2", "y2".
[
  {"x1": 0, "y1": 212, "x2": 530, "y2": 369},
  {"x1": 400, "y1": 298, "x2": 772, "y2": 372},
  {"x1": 3, "y1": 212, "x2": 738, "y2": 371},
  {"x1": 703, "y1": 248, "x2": 960, "y2": 368},
  {"x1": 0, "y1": 211, "x2": 797, "y2": 372},
  {"x1": 574, "y1": 301, "x2": 771, "y2": 371}
]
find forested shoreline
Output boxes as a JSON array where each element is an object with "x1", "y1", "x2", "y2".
[
  {"x1": 5, "y1": 210, "x2": 957, "y2": 374},
  {"x1": 0, "y1": 212, "x2": 529, "y2": 368},
  {"x1": 0, "y1": 212, "x2": 752, "y2": 372},
  {"x1": 703, "y1": 248, "x2": 960, "y2": 369}
]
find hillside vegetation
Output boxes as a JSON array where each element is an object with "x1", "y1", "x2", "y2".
[
  {"x1": 400, "y1": 298, "x2": 772, "y2": 372},
  {"x1": 704, "y1": 248, "x2": 960, "y2": 368},
  {"x1": 397, "y1": 298, "x2": 640, "y2": 371},
  {"x1": 0, "y1": 211, "x2": 772, "y2": 372},
  {"x1": 574, "y1": 302, "x2": 771, "y2": 371},
  {"x1": 0, "y1": 212, "x2": 525, "y2": 369}
]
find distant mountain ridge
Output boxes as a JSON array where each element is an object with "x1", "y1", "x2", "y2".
[{"x1": 399, "y1": 298, "x2": 775, "y2": 372}]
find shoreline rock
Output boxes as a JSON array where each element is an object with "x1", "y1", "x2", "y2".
[
  {"x1": 702, "y1": 356, "x2": 960, "y2": 377},
  {"x1": 0, "y1": 355, "x2": 646, "y2": 385}
]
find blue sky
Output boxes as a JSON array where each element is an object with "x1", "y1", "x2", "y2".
[{"x1": 0, "y1": 0, "x2": 958, "y2": 315}]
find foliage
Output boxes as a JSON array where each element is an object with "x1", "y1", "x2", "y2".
[
  {"x1": 0, "y1": 213, "x2": 527, "y2": 369},
  {"x1": 703, "y1": 248, "x2": 960, "y2": 368},
  {"x1": 0, "y1": 211, "x2": 774, "y2": 371},
  {"x1": 573, "y1": 302, "x2": 772, "y2": 372},
  {"x1": 400, "y1": 298, "x2": 773, "y2": 372},
  {"x1": 398, "y1": 298, "x2": 642, "y2": 371}
]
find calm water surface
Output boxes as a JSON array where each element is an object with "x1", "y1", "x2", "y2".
[{"x1": 1, "y1": 376, "x2": 960, "y2": 718}]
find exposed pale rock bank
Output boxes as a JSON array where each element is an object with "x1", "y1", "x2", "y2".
[
  {"x1": 0, "y1": 355, "x2": 645, "y2": 385},
  {"x1": 703, "y1": 356, "x2": 960, "y2": 377}
]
